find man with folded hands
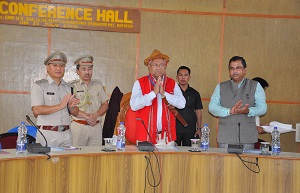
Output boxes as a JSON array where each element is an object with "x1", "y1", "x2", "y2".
[
  {"x1": 130, "y1": 49, "x2": 186, "y2": 145},
  {"x1": 70, "y1": 55, "x2": 108, "y2": 146},
  {"x1": 31, "y1": 51, "x2": 79, "y2": 147},
  {"x1": 209, "y1": 56, "x2": 267, "y2": 150}
]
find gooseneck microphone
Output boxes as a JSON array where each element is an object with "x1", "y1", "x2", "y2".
[
  {"x1": 238, "y1": 122, "x2": 241, "y2": 145},
  {"x1": 136, "y1": 118, "x2": 154, "y2": 143},
  {"x1": 235, "y1": 122, "x2": 260, "y2": 173},
  {"x1": 136, "y1": 118, "x2": 155, "y2": 152},
  {"x1": 26, "y1": 115, "x2": 48, "y2": 147},
  {"x1": 136, "y1": 119, "x2": 162, "y2": 190},
  {"x1": 26, "y1": 115, "x2": 51, "y2": 154},
  {"x1": 227, "y1": 122, "x2": 243, "y2": 154}
]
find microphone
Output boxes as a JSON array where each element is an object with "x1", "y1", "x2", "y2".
[
  {"x1": 136, "y1": 118, "x2": 153, "y2": 142},
  {"x1": 227, "y1": 122, "x2": 243, "y2": 154},
  {"x1": 26, "y1": 115, "x2": 48, "y2": 147},
  {"x1": 26, "y1": 115, "x2": 51, "y2": 154},
  {"x1": 136, "y1": 118, "x2": 154, "y2": 152},
  {"x1": 238, "y1": 122, "x2": 241, "y2": 145}
]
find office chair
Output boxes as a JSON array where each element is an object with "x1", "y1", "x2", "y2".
[
  {"x1": 7, "y1": 125, "x2": 37, "y2": 138},
  {"x1": 0, "y1": 132, "x2": 36, "y2": 149}
]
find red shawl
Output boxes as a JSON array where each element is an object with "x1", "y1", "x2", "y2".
[{"x1": 135, "y1": 75, "x2": 176, "y2": 144}]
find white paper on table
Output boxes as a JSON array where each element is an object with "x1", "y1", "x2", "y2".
[
  {"x1": 262, "y1": 121, "x2": 295, "y2": 134},
  {"x1": 50, "y1": 147, "x2": 64, "y2": 152},
  {"x1": 155, "y1": 141, "x2": 178, "y2": 151},
  {"x1": 62, "y1": 146, "x2": 81, "y2": 150}
]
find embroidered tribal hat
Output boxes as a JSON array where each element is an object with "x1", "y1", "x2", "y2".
[
  {"x1": 44, "y1": 51, "x2": 67, "y2": 65},
  {"x1": 74, "y1": 55, "x2": 94, "y2": 65},
  {"x1": 144, "y1": 49, "x2": 170, "y2": 66}
]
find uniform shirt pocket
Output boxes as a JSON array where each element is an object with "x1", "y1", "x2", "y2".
[{"x1": 45, "y1": 93, "x2": 58, "y2": 106}]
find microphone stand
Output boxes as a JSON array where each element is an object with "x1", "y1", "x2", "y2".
[
  {"x1": 227, "y1": 122, "x2": 243, "y2": 154},
  {"x1": 136, "y1": 118, "x2": 155, "y2": 152},
  {"x1": 26, "y1": 115, "x2": 48, "y2": 147},
  {"x1": 234, "y1": 123, "x2": 260, "y2": 173},
  {"x1": 26, "y1": 115, "x2": 51, "y2": 154},
  {"x1": 136, "y1": 120, "x2": 161, "y2": 190},
  {"x1": 238, "y1": 122, "x2": 241, "y2": 147}
]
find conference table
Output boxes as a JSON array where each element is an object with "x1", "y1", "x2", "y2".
[{"x1": 0, "y1": 145, "x2": 299, "y2": 193}]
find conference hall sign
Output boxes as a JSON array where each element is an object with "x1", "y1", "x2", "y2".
[{"x1": 0, "y1": 0, "x2": 141, "y2": 33}]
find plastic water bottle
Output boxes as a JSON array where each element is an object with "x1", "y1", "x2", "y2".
[
  {"x1": 271, "y1": 127, "x2": 281, "y2": 155},
  {"x1": 116, "y1": 122, "x2": 126, "y2": 151},
  {"x1": 201, "y1": 124, "x2": 210, "y2": 151},
  {"x1": 16, "y1": 122, "x2": 28, "y2": 154}
]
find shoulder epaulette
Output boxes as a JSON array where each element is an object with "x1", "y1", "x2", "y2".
[
  {"x1": 69, "y1": 79, "x2": 80, "y2": 84},
  {"x1": 35, "y1": 79, "x2": 48, "y2": 85}
]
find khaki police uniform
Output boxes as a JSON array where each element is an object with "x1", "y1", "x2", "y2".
[
  {"x1": 31, "y1": 51, "x2": 72, "y2": 147},
  {"x1": 70, "y1": 79, "x2": 108, "y2": 146}
]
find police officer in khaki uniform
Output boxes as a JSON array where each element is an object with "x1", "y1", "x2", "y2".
[
  {"x1": 31, "y1": 51, "x2": 79, "y2": 147},
  {"x1": 70, "y1": 55, "x2": 109, "y2": 146}
]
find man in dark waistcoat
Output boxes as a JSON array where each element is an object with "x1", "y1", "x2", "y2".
[{"x1": 209, "y1": 56, "x2": 267, "y2": 150}]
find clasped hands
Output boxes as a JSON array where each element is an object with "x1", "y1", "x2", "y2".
[
  {"x1": 63, "y1": 94, "x2": 99, "y2": 126},
  {"x1": 83, "y1": 113, "x2": 99, "y2": 126},
  {"x1": 230, "y1": 100, "x2": 250, "y2": 115},
  {"x1": 153, "y1": 76, "x2": 165, "y2": 95}
]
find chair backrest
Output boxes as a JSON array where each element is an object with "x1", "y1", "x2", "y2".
[
  {"x1": 114, "y1": 92, "x2": 132, "y2": 130},
  {"x1": 0, "y1": 132, "x2": 36, "y2": 149},
  {"x1": 114, "y1": 92, "x2": 137, "y2": 145},
  {"x1": 7, "y1": 125, "x2": 37, "y2": 138}
]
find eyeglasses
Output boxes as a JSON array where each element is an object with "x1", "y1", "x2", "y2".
[
  {"x1": 229, "y1": 66, "x2": 244, "y2": 71},
  {"x1": 151, "y1": 63, "x2": 166, "y2": 68}
]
